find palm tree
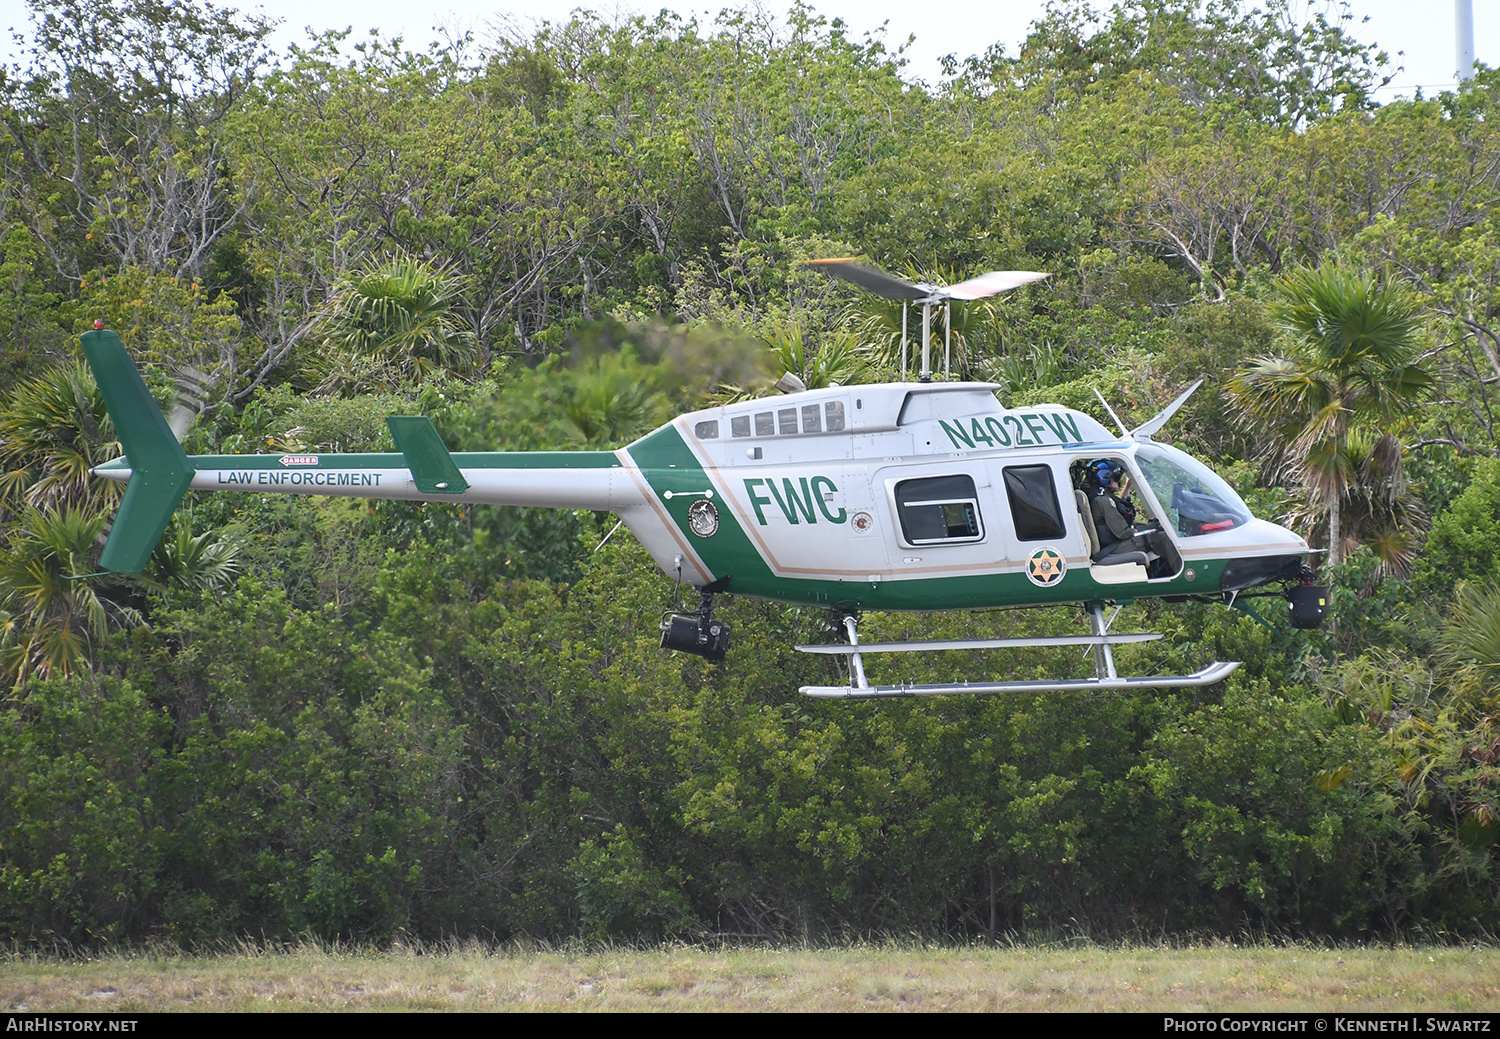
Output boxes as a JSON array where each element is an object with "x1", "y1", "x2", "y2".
[
  {"x1": 144, "y1": 515, "x2": 243, "y2": 592},
  {"x1": 564, "y1": 350, "x2": 669, "y2": 447},
  {"x1": 1228, "y1": 264, "x2": 1431, "y2": 569},
  {"x1": 763, "y1": 323, "x2": 871, "y2": 390},
  {"x1": 0, "y1": 506, "x2": 141, "y2": 691},
  {"x1": 1439, "y1": 580, "x2": 1500, "y2": 697},
  {"x1": 0, "y1": 363, "x2": 121, "y2": 515},
  {"x1": 0, "y1": 508, "x2": 240, "y2": 692},
  {"x1": 1291, "y1": 430, "x2": 1430, "y2": 579},
  {"x1": 310, "y1": 256, "x2": 477, "y2": 393}
]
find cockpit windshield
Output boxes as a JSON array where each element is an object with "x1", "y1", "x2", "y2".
[{"x1": 1133, "y1": 443, "x2": 1252, "y2": 537}]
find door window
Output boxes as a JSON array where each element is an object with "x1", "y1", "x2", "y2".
[
  {"x1": 895, "y1": 475, "x2": 984, "y2": 545},
  {"x1": 1003, "y1": 465, "x2": 1066, "y2": 540}
]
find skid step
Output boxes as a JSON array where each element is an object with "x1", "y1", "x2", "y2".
[
  {"x1": 800, "y1": 661, "x2": 1242, "y2": 699},
  {"x1": 795, "y1": 633, "x2": 1161, "y2": 655}
]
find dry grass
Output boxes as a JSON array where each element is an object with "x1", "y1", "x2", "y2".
[{"x1": 2, "y1": 940, "x2": 1497, "y2": 1012}]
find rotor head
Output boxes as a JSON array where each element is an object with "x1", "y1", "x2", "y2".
[{"x1": 803, "y1": 258, "x2": 1049, "y2": 303}]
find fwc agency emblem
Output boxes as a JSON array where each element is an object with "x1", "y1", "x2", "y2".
[{"x1": 687, "y1": 498, "x2": 720, "y2": 537}]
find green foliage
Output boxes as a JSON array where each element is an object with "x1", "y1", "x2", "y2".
[
  {"x1": 0, "y1": 506, "x2": 141, "y2": 691},
  {"x1": 0, "y1": 363, "x2": 120, "y2": 514},
  {"x1": 2, "y1": 0, "x2": 1499, "y2": 948},
  {"x1": 1415, "y1": 459, "x2": 1500, "y2": 597},
  {"x1": 0, "y1": 224, "x2": 68, "y2": 368},
  {"x1": 72, "y1": 268, "x2": 244, "y2": 376},
  {"x1": 563, "y1": 349, "x2": 670, "y2": 447},
  {"x1": 310, "y1": 255, "x2": 478, "y2": 392},
  {"x1": 144, "y1": 516, "x2": 242, "y2": 594},
  {"x1": 1438, "y1": 581, "x2": 1500, "y2": 709},
  {"x1": 1000, "y1": 0, "x2": 1392, "y2": 127},
  {"x1": 1229, "y1": 263, "x2": 1431, "y2": 567},
  {"x1": 0, "y1": 0, "x2": 273, "y2": 282},
  {"x1": 761, "y1": 324, "x2": 872, "y2": 391},
  {"x1": 0, "y1": 677, "x2": 168, "y2": 941}
]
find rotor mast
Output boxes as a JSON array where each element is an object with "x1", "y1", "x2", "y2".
[{"x1": 804, "y1": 259, "x2": 1049, "y2": 383}]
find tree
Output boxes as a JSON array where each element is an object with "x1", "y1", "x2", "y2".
[
  {"x1": 1228, "y1": 263, "x2": 1430, "y2": 568},
  {"x1": 309, "y1": 255, "x2": 477, "y2": 393},
  {"x1": 0, "y1": 363, "x2": 120, "y2": 516},
  {"x1": 760, "y1": 322, "x2": 871, "y2": 391},
  {"x1": 562, "y1": 349, "x2": 668, "y2": 447},
  {"x1": 0, "y1": 507, "x2": 140, "y2": 691},
  {"x1": 1283, "y1": 429, "x2": 1427, "y2": 578},
  {"x1": 1000, "y1": 0, "x2": 1392, "y2": 128},
  {"x1": 0, "y1": 0, "x2": 273, "y2": 280}
]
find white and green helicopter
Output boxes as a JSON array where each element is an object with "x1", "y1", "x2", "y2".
[{"x1": 81, "y1": 260, "x2": 1324, "y2": 700}]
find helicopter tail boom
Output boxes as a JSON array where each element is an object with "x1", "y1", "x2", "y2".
[{"x1": 82, "y1": 331, "x2": 642, "y2": 574}]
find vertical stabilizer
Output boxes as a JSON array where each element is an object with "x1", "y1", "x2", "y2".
[{"x1": 79, "y1": 329, "x2": 195, "y2": 573}]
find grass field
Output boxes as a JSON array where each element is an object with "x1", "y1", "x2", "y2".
[{"x1": 3, "y1": 942, "x2": 1499, "y2": 1012}]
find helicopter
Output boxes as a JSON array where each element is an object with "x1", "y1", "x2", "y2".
[{"x1": 79, "y1": 259, "x2": 1324, "y2": 700}]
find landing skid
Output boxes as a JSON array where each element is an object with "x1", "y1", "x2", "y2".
[
  {"x1": 795, "y1": 633, "x2": 1162, "y2": 654},
  {"x1": 797, "y1": 606, "x2": 1240, "y2": 699}
]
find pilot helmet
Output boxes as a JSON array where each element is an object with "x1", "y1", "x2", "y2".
[{"x1": 1091, "y1": 459, "x2": 1124, "y2": 489}]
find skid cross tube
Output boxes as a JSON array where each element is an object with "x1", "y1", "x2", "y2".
[{"x1": 1089, "y1": 604, "x2": 1118, "y2": 682}]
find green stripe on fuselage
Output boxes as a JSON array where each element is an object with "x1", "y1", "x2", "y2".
[
  {"x1": 625, "y1": 423, "x2": 781, "y2": 591},
  {"x1": 178, "y1": 451, "x2": 620, "y2": 470}
]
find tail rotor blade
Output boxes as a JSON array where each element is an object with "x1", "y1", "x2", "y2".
[
  {"x1": 167, "y1": 404, "x2": 196, "y2": 442},
  {"x1": 167, "y1": 364, "x2": 214, "y2": 442}
]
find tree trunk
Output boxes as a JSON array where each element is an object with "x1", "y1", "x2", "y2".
[{"x1": 1328, "y1": 493, "x2": 1341, "y2": 571}]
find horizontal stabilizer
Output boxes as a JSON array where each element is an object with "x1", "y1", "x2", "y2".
[
  {"x1": 387, "y1": 416, "x2": 468, "y2": 494},
  {"x1": 801, "y1": 661, "x2": 1241, "y2": 698},
  {"x1": 80, "y1": 329, "x2": 195, "y2": 573},
  {"x1": 795, "y1": 633, "x2": 1162, "y2": 655}
]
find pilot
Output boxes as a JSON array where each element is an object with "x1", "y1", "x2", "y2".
[{"x1": 1090, "y1": 459, "x2": 1169, "y2": 572}]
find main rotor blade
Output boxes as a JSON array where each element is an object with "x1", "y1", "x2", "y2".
[
  {"x1": 943, "y1": 270, "x2": 1050, "y2": 300},
  {"x1": 802, "y1": 258, "x2": 926, "y2": 300}
]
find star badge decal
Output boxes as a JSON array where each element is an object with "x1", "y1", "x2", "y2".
[{"x1": 1026, "y1": 547, "x2": 1067, "y2": 587}]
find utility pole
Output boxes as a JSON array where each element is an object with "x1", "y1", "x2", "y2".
[{"x1": 1457, "y1": 0, "x2": 1475, "y2": 85}]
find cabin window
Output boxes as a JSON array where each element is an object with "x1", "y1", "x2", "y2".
[
  {"x1": 732, "y1": 400, "x2": 844, "y2": 439},
  {"x1": 825, "y1": 401, "x2": 846, "y2": 431},
  {"x1": 895, "y1": 475, "x2": 984, "y2": 545},
  {"x1": 694, "y1": 420, "x2": 719, "y2": 439},
  {"x1": 1003, "y1": 465, "x2": 1066, "y2": 541}
]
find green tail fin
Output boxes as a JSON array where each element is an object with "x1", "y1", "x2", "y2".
[
  {"x1": 387, "y1": 415, "x2": 468, "y2": 494},
  {"x1": 80, "y1": 329, "x2": 195, "y2": 574}
]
